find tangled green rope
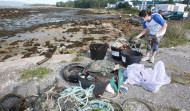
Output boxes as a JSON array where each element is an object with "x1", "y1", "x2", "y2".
[
  {"x1": 57, "y1": 85, "x2": 114, "y2": 111},
  {"x1": 79, "y1": 99, "x2": 114, "y2": 111}
]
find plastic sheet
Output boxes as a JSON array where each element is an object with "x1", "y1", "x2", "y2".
[{"x1": 123, "y1": 61, "x2": 171, "y2": 93}]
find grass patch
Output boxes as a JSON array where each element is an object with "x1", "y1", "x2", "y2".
[
  {"x1": 185, "y1": 22, "x2": 190, "y2": 29},
  {"x1": 160, "y1": 37, "x2": 187, "y2": 48},
  {"x1": 122, "y1": 9, "x2": 139, "y2": 15},
  {"x1": 125, "y1": 106, "x2": 131, "y2": 111},
  {"x1": 60, "y1": 60, "x2": 67, "y2": 63},
  {"x1": 20, "y1": 67, "x2": 51, "y2": 81},
  {"x1": 141, "y1": 45, "x2": 147, "y2": 49},
  {"x1": 72, "y1": 57, "x2": 84, "y2": 62},
  {"x1": 130, "y1": 32, "x2": 139, "y2": 38},
  {"x1": 159, "y1": 20, "x2": 189, "y2": 48},
  {"x1": 106, "y1": 8, "x2": 139, "y2": 15},
  {"x1": 67, "y1": 49, "x2": 75, "y2": 54}
]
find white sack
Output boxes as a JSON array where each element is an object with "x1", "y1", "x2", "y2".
[
  {"x1": 105, "y1": 83, "x2": 115, "y2": 94},
  {"x1": 123, "y1": 61, "x2": 171, "y2": 93}
]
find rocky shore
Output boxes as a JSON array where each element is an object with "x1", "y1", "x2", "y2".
[{"x1": 0, "y1": 7, "x2": 142, "y2": 62}]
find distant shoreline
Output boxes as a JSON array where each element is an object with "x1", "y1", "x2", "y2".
[
  {"x1": 0, "y1": 5, "x2": 30, "y2": 8},
  {"x1": 0, "y1": 5, "x2": 57, "y2": 9}
]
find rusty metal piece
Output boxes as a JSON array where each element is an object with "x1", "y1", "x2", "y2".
[
  {"x1": 37, "y1": 57, "x2": 50, "y2": 65},
  {"x1": 37, "y1": 46, "x2": 57, "y2": 65},
  {"x1": 37, "y1": 52, "x2": 52, "y2": 65}
]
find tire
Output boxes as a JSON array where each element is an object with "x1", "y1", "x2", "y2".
[
  {"x1": 168, "y1": 17, "x2": 171, "y2": 20},
  {"x1": 0, "y1": 94, "x2": 26, "y2": 110},
  {"x1": 62, "y1": 63, "x2": 84, "y2": 83}
]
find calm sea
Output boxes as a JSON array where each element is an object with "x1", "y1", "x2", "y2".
[{"x1": 0, "y1": 5, "x2": 30, "y2": 8}]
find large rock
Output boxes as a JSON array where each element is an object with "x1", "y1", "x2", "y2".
[
  {"x1": 34, "y1": 43, "x2": 40, "y2": 46},
  {"x1": 58, "y1": 46, "x2": 67, "y2": 54},
  {"x1": 31, "y1": 38, "x2": 38, "y2": 41},
  {"x1": 22, "y1": 52, "x2": 33, "y2": 58},
  {"x1": 1, "y1": 54, "x2": 12, "y2": 61},
  {"x1": 9, "y1": 41, "x2": 19, "y2": 45},
  {"x1": 23, "y1": 41, "x2": 33, "y2": 47},
  {"x1": 0, "y1": 48, "x2": 10, "y2": 53},
  {"x1": 47, "y1": 25, "x2": 57, "y2": 29},
  {"x1": 8, "y1": 46, "x2": 19, "y2": 49},
  {"x1": 25, "y1": 47, "x2": 38, "y2": 53}
]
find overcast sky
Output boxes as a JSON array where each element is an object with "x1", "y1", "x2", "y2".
[{"x1": 1, "y1": 0, "x2": 71, "y2": 5}]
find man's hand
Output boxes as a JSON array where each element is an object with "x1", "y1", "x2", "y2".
[
  {"x1": 135, "y1": 36, "x2": 140, "y2": 39},
  {"x1": 155, "y1": 33, "x2": 159, "y2": 38},
  {"x1": 131, "y1": 37, "x2": 140, "y2": 43}
]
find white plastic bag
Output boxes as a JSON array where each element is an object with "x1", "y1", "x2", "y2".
[
  {"x1": 141, "y1": 61, "x2": 171, "y2": 92},
  {"x1": 123, "y1": 64, "x2": 144, "y2": 85},
  {"x1": 105, "y1": 83, "x2": 115, "y2": 94},
  {"x1": 123, "y1": 61, "x2": 171, "y2": 93}
]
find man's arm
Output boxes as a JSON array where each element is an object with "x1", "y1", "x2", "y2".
[
  {"x1": 153, "y1": 14, "x2": 168, "y2": 37},
  {"x1": 136, "y1": 29, "x2": 147, "y2": 38},
  {"x1": 157, "y1": 22, "x2": 167, "y2": 36}
]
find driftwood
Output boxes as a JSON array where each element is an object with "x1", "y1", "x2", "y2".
[
  {"x1": 37, "y1": 46, "x2": 57, "y2": 65},
  {"x1": 37, "y1": 52, "x2": 52, "y2": 65}
]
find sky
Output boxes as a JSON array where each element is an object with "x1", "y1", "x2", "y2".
[{"x1": 1, "y1": 0, "x2": 71, "y2": 5}]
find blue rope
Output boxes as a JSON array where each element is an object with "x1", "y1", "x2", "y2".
[
  {"x1": 57, "y1": 85, "x2": 114, "y2": 111},
  {"x1": 57, "y1": 85, "x2": 94, "y2": 111},
  {"x1": 79, "y1": 99, "x2": 114, "y2": 111}
]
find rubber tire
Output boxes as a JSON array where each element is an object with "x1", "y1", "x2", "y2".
[
  {"x1": 0, "y1": 93, "x2": 25, "y2": 110},
  {"x1": 62, "y1": 63, "x2": 84, "y2": 83}
]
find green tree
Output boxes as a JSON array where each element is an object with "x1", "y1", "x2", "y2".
[
  {"x1": 89, "y1": 0, "x2": 98, "y2": 8},
  {"x1": 183, "y1": 0, "x2": 189, "y2": 4},
  {"x1": 185, "y1": 0, "x2": 190, "y2": 11},
  {"x1": 133, "y1": 0, "x2": 139, "y2": 6},
  {"x1": 108, "y1": 0, "x2": 116, "y2": 4},
  {"x1": 185, "y1": 6, "x2": 190, "y2": 11},
  {"x1": 56, "y1": 0, "x2": 109, "y2": 8},
  {"x1": 147, "y1": 5, "x2": 153, "y2": 10},
  {"x1": 56, "y1": 1, "x2": 64, "y2": 7},
  {"x1": 169, "y1": 0, "x2": 174, "y2": 4},
  {"x1": 118, "y1": 3, "x2": 124, "y2": 8},
  {"x1": 56, "y1": 1, "x2": 75, "y2": 7},
  {"x1": 118, "y1": 2, "x2": 131, "y2": 9}
]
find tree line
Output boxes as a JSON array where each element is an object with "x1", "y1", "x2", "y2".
[
  {"x1": 56, "y1": 0, "x2": 189, "y2": 11},
  {"x1": 56, "y1": 0, "x2": 125, "y2": 8}
]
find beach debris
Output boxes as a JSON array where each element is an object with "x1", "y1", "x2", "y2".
[
  {"x1": 0, "y1": 93, "x2": 38, "y2": 111},
  {"x1": 57, "y1": 85, "x2": 115, "y2": 111},
  {"x1": 37, "y1": 45, "x2": 57, "y2": 65},
  {"x1": 123, "y1": 61, "x2": 171, "y2": 92},
  {"x1": 37, "y1": 52, "x2": 53, "y2": 65}
]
